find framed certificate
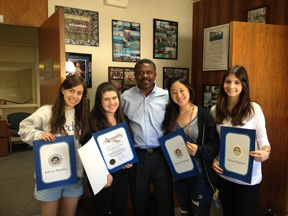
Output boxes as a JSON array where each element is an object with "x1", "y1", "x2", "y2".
[
  {"x1": 219, "y1": 126, "x2": 256, "y2": 183},
  {"x1": 158, "y1": 128, "x2": 200, "y2": 181},
  {"x1": 33, "y1": 135, "x2": 77, "y2": 191},
  {"x1": 92, "y1": 121, "x2": 138, "y2": 173}
]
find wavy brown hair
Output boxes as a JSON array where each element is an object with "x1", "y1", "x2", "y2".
[
  {"x1": 215, "y1": 65, "x2": 254, "y2": 126},
  {"x1": 162, "y1": 76, "x2": 196, "y2": 134},
  {"x1": 49, "y1": 75, "x2": 89, "y2": 140},
  {"x1": 89, "y1": 82, "x2": 125, "y2": 132}
]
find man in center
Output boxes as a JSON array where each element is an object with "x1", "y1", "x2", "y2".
[{"x1": 121, "y1": 59, "x2": 173, "y2": 216}]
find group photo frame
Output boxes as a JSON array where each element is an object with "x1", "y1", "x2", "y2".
[
  {"x1": 153, "y1": 19, "x2": 178, "y2": 60},
  {"x1": 55, "y1": 6, "x2": 99, "y2": 46}
]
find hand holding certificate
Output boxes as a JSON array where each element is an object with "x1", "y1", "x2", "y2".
[
  {"x1": 219, "y1": 126, "x2": 255, "y2": 183},
  {"x1": 91, "y1": 121, "x2": 138, "y2": 173},
  {"x1": 78, "y1": 121, "x2": 137, "y2": 194},
  {"x1": 158, "y1": 128, "x2": 200, "y2": 181},
  {"x1": 33, "y1": 135, "x2": 77, "y2": 191}
]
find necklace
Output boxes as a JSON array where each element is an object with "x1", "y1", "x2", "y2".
[{"x1": 186, "y1": 105, "x2": 195, "y2": 138}]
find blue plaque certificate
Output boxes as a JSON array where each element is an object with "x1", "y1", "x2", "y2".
[
  {"x1": 219, "y1": 126, "x2": 256, "y2": 183},
  {"x1": 33, "y1": 135, "x2": 77, "y2": 191},
  {"x1": 92, "y1": 121, "x2": 138, "y2": 174},
  {"x1": 158, "y1": 128, "x2": 200, "y2": 181}
]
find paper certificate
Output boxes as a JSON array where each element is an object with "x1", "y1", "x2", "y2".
[
  {"x1": 158, "y1": 128, "x2": 200, "y2": 181},
  {"x1": 33, "y1": 135, "x2": 77, "y2": 191},
  {"x1": 78, "y1": 136, "x2": 109, "y2": 195},
  {"x1": 92, "y1": 122, "x2": 138, "y2": 173},
  {"x1": 219, "y1": 126, "x2": 256, "y2": 183}
]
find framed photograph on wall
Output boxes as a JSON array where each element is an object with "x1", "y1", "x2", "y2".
[
  {"x1": 247, "y1": 5, "x2": 268, "y2": 24},
  {"x1": 55, "y1": 6, "x2": 99, "y2": 46},
  {"x1": 109, "y1": 67, "x2": 136, "y2": 93},
  {"x1": 65, "y1": 53, "x2": 92, "y2": 88},
  {"x1": 163, "y1": 67, "x2": 189, "y2": 89},
  {"x1": 153, "y1": 19, "x2": 178, "y2": 60},
  {"x1": 112, "y1": 20, "x2": 140, "y2": 62},
  {"x1": 203, "y1": 85, "x2": 220, "y2": 109}
]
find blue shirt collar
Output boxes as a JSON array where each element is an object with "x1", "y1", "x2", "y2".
[{"x1": 136, "y1": 83, "x2": 156, "y2": 96}]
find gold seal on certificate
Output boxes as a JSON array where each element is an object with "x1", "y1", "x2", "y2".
[{"x1": 174, "y1": 149, "x2": 183, "y2": 158}]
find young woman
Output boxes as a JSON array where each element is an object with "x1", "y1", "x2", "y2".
[
  {"x1": 211, "y1": 65, "x2": 271, "y2": 216},
  {"x1": 89, "y1": 82, "x2": 132, "y2": 216},
  {"x1": 19, "y1": 75, "x2": 90, "y2": 216},
  {"x1": 162, "y1": 76, "x2": 219, "y2": 216}
]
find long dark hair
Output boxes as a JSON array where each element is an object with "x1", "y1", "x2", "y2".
[
  {"x1": 162, "y1": 76, "x2": 196, "y2": 134},
  {"x1": 89, "y1": 82, "x2": 125, "y2": 132},
  {"x1": 215, "y1": 65, "x2": 254, "y2": 126},
  {"x1": 50, "y1": 75, "x2": 89, "y2": 140}
]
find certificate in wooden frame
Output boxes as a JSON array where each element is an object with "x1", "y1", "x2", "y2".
[{"x1": 203, "y1": 23, "x2": 230, "y2": 71}]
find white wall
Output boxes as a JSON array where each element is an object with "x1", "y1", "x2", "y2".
[{"x1": 48, "y1": 0, "x2": 193, "y2": 108}]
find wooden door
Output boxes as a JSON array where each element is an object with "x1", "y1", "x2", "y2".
[
  {"x1": 38, "y1": 8, "x2": 66, "y2": 106},
  {"x1": 230, "y1": 21, "x2": 288, "y2": 215}
]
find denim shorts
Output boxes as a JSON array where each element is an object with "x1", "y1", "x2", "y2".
[{"x1": 34, "y1": 178, "x2": 83, "y2": 202}]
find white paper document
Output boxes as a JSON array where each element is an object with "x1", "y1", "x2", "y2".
[
  {"x1": 96, "y1": 127, "x2": 134, "y2": 170},
  {"x1": 40, "y1": 142, "x2": 71, "y2": 183},
  {"x1": 78, "y1": 137, "x2": 109, "y2": 195},
  {"x1": 165, "y1": 135, "x2": 194, "y2": 174},
  {"x1": 224, "y1": 133, "x2": 251, "y2": 175}
]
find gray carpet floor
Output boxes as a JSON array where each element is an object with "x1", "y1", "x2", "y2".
[
  {"x1": 0, "y1": 144, "x2": 222, "y2": 216},
  {"x1": 0, "y1": 145, "x2": 41, "y2": 216}
]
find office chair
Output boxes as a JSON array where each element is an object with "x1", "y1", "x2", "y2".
[{"x1": 7, "y1": 112, "x2": 31, "y2": 154}]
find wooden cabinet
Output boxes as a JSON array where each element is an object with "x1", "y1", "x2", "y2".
[
  {"x1": 0, "y1": 119, "x2": 8, "y2": 156},
  {"x1": 0, "y1": 0, "x2": 48, "y2": 27},
  {"x1": 229, "y1": 22, "x2": 288, "y2": 214}
]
